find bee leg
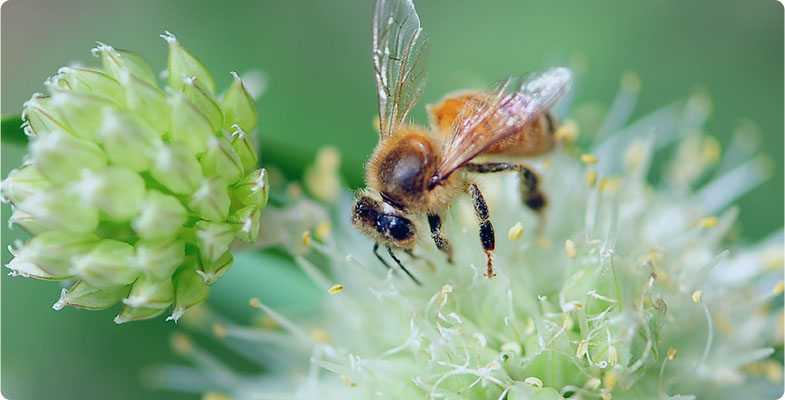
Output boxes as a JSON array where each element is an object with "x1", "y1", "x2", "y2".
[
  {"x1": 373, "y1": 242, "x2": 393, "y2": 271},
  {"x1": 464, "y1": 162, "x2": 546, "y2": 213},
  {"x1": 468, "y1": 183, "x2": 496, "y2": 278},
  {"x1": 386, "y1": 246, "x2": 422, "y2": 285},
  {"x1": 427, "y1": 213, "x2": 453, "y2": 264}
]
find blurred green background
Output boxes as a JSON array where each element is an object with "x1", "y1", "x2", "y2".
[{"x1": 1, "y1": 0, "x2": 782, "y2": 399}]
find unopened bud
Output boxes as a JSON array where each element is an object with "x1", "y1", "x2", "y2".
[
  {"x1": 7, "y1": 207, "x2": 50, "y2": 234},
  {"x1": 76, "y1": 167, "x2": 146, "y2": 221},
  {"x1": 22, "y1": 93, "x2": 66, "y2": 136},
  {"x1": 71, "y1": 239, "x2": 138, "y2": 288},
  {"x1": 92, "y1": 42, "x2": 156, "y2": 84},
  {"x1": 114, "y1": 305, "x2": 168, "y2": 324},
  {"x1": 195, "y1": 221, "x2": 237, "y2": 263},
  {"x1": 98, "y1": 109, "x2": 160, "y2": 171},
  {"x1": 182, "y1": 75, "x2": 223, "y2": 132},
  {"x1": 121, "y1": 72, "x2": 170, "y2": 133},
  {"x1": 6, "y1": 230, "x2": 98, "y2": 279},
  {"x1": 230, "y1": 125, "x2": 258, "y2": 171},
  {"x1": 30, "y1": 130, "x2": 106, "y2": 184},
  {"x1": 222, "y1": 72, "x2": 258, "y2": 132},
  {"x1": 132, "y1": 190, "x2": 188, "y2": 238},
  {"x1": 48, "y1": 67, "x2": 124, "y2": 105},
  {"x1": 228, "y1": 205, "x2": 260, "y2": 244},
  {"x1": 18, "y1": 188, "x2": 99, "y2": 233},
  {"x1": 169, "y1": 266, "x2": 210, "y2": 322},
  {"x1": 50, "y1": 91, "x2": 114, "y2": 141},
  {"x1": 131, "y1": 237, "x2": 185, "y2": 280},
  {"x1": 169, "y1": 92, "x2": 213, "y2": 154},
  {"x1": 231, "y1": 168, "x2": 268, "y2": 208},
  {"x1": 53, "y1": 280, "x2": 130, "y2": 310},
  {"x1": 188, "y1": 178, "x2": 230, "y2": 222},
  {"x1": 151, "y1": 143, "x2": 204, "y2": 194},
  {"x1": 1, "y1": 163, "x2": 52, "y2": 205},
  {"x1": 123, "y1": 275, "x2": 175, "y2": 309},
  {"x1": 202, "y1": 136, "x2": 243, "y2": 184},
  {"x1": 198, "y1": 251, "x2": 233, "y2": 285},
  {"x1": 162, "y1": 31, "x2": 215, "y2": 94}
]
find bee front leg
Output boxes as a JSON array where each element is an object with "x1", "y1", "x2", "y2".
[
  {"x1": 386, "y1": 246, "x2": 421, "y2": 285},
  {"x1": 464, "y1": 162, "x2": 546, "y2": 213},
  {"x1": 468, "y1": 183, "x2": 496, "y2": 278},
  {"x1": 427, "y1": 213, "x2": 453, "y2": 263},
  {"x1": 373, "y1": 242, "x2": 393, "y2": 270}
]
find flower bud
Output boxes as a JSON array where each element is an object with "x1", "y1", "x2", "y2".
[
  {"x1": 162, "y1": 31, "x2": 215, "y2": 94},
  {"x1": 169, "y1": 92, "x2": 213, "y2": 154},
  {"x1": 189, "y1": 178, "x2": 230, "y2": 222},
  {"x1": 122, "y1": 275, "x2": 175, "y2": 309},
  {"x1": 29, "y1": 130, "x2": 107, "y2": 184},
  {"x1": 50, "y1": 91, "x2": 114, "y2": 141},
  {"x1": 18, "y1": 188, "x2": 99, "y2": 233},
  {"x1": 92, "y1": 42, "x2": 156, "y2": 84},
  {"x1": 195, "y1": 221, "x2": 237, "y2": 262},
  {"x1": 228, "y1": 205, "x2": 260, "y2": 244},
  {"x1": 222, "y1": 72, "x2": 258, "y2": 132},
  {"x1": 53, "y1": 280, "x2": 130, "y2": 310},
  {"x1": 151, "y1": 143, "x2": 204, "y2": 194},
  {"x1": 0, "y1": 163, "x2": 52, "y2": 205},
  {"x1": 22, "y1": 93, "x2": 67, "y2": 137},
  {"x1": 76, "y1": 167, "x2": 146, "y2": 221},
  {"x1": 98, "y1": 109, "x2": 160, "y2": 171},
  {"x1": 47, "y1": 67, "x2": 124, "y2": 106},
  {"x1": 131, "y1": 237, "x2": 185, "y2": 280},
  {"x1": 115, "y1": 305, "x2": 167, "y2": 324},
  {"x1": 230, "y1": 125, "x2": 258, "y2": 171},
  {"x1": 202, "y1": 136, "x2": 243, "y2": 184},
  {"x1": 231, "y1": 168, "x2": 268, "y2": 208},
  {"x1": 197, "y1": 251, "x2": 233, "y2": 285},
  {"x1": 71, "y1": 239, "x2": 138, "y2": 288},
  {"x1": 182, "y1": 76, "x2": 223, "y2": 132},
  {"x1": 121, "y1": 72, "x2": 170, "y2": 133},
  {"x1": 6, "y1": 231, "x2": 99, "y2": 279},
  {"x1": 7, "y1": 207, "x2": 50, "y2": 234},
  {"x1": 131, "y1": 190, "x2": 188, "y2": 238},
  {"x1": 169, "y1": 266, "x2": 210, "y2": 322}
]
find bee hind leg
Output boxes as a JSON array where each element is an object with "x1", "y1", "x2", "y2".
[
  {"x1": 468, "y1": 183, "x2": 496, "y2": 278},
  {"x1": 386, "y1": 246, "x2": 422, "y2": 285},
  {"x1": 427, "y1": 213, "x2": 453, "y2": 263},
  {"x1": 464, "y1": 162, "x2": 546, "y2": 213}
]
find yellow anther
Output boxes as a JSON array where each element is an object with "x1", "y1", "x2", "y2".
[
  {"x1": 586, "y1": 169, "x2": 598, "y2": 187},
  {"x1": 763, "y1": 360, "x2": 783, "y2": 383},
  {"x1": 508, "y1": 222, "x2": 524, "y2": 241},
  {"x1": 171, "y1": 333, "x2": 194, "y2": 355},
  {"x1": 315, "y1": 220, "x2": 332, "y2": 241},
  {"x1": 441, "y1": 284, "x2": 453, "y2": 294},
  {"x1": 342, "y1": 376, "x2": 358, "y2": 388},
  {"x1": 328, "y1": 283, "x2": 344, "y2": 294},
  {"x1": 301, "y1": 231, "x2": 312, "y2": 246},
  {"x1": 692, "y1": 290, "x2": 703, "y2": 303},
  {"x1": 554, "y1": 120, "x2": 578, "y2": 144},
  {"x1": 773, "y1": 281, "x2": 784, "y2": 296},
  {"x1": 600, "y1": 177, "x2": 621, "y2": 193},
  {"x1": 603, "y1": 371, "x2": 617, "y2": 390},
  {"x1": 543, "y1": 159, "x2": 553, "y2": 169},
  {"x1": 667, "y1": 348, "x2": 677, "y2": 360},
  {"x1": 524, "y1": 376, "x2": 543, "y2": 388},
  {"x1": 581, "y1": 154, "x2": 599, "y2": 164},
  {"x1": 565, "y1": 239, "x2": 577, "y2": 259},
  {"x1": 701, "y1": 136, "x2": 721, "y2": 164},
  {"x1": 203, "y1": 392, "x2": 232, "y2": 400},
  {"x1": 310, "y1": 329, "x2": 331, "y2": 343},
  {"x1": 762, "y1": 247, "x2": 784, "y2": 270},
  {"x1": 212, "y1": 323, "x2": 228, "y2": 338},
  {"x1": 621, "y1": 71, "x2": 641, "y2": 92},
  {"x1": 286, "y1": 182, "x2": 303, "y2": 199},
  {"x1": 249, "y1": 297, "x2": 261, "y2": 308},
  {"x1": 576, "y1": 340, "x2": 588, "y2": 359},
  {"x1": 698, "y1": 217, "x2": 718, "y2": 228}
]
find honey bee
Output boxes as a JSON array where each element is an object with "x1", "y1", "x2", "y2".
[{"x1": 352, "y1": 0, "x2": 573, "y2": 283}]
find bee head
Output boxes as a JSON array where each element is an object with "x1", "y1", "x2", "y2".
[{"x1": 351, "y1": 194, "x2": 417, "y2": 248}]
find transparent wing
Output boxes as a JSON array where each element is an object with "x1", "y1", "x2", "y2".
[
  {"x1": 373, "y1": 0, "x2": 430, "y2": 138},
  {"x1": 433, "y1": 67, "x2": 573, "y2": 182}
]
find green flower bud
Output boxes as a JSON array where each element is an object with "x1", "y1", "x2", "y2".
[
  {"x1": 6, "y1": 231, "x2": 98, "y2": 279},
  {"x1": 228, "y1": 205, "x2": 260, "y2": 244},
  {"x1": 168, "y1": 266, "x2": 210, "y2": 322},
  {"x1": 7, "y1": 207, "x2": 50, "y2": 235},
  {"x1": 197, "y1": 251, "x2": 232, "y2": 285},
  {"x1": 21, "y1": 93, "x2": 67, "y2": 137},
  {"x1": 115, "y1": 305, "x2": 167, "y2": 324},
  {"x1": 202, "y1": 136, "x2": 243, "y2": 184},
  {"x1": 121, "y1": 72, "x2": 170, "y2": 133},
  {"x1": 222, "y1": 72, "x2": 258, "y2": 132},
  {"x1": 92, "y1": 42, "x2": 156, "y2": 84},
  {"x1": 194, "y1": 221, "x2": 236, "y2": 263},
  {"x1": 131, "y1": 237, "x2": 185, "y2": 280},
  {"x1": 98, "y1": 109, "x2": 160, "y2": 171},
  {"x1": 18, "y1": 188, "x2": 99, "y2": 233},
  {"x1": 50, "y1": 91, "x2": 114, "y2": 141},
  {"x1": 182, "y1": 75, "x2": 223, "y2": 132},
  {"x1": 30, "y1": 130, "x2": 106, "y2": 184},
  {"x1": 71, "y1": 239, "x2": 138, "y2": 288},
  {"x1": 151, "y1": 143, "x2": 204, "y2": 194},
  {"x1": 230, "y1": 125, "x2": 259, "y2": 171},
  {"x1": 0, "y1": 163, "x2": 52, "y2": 205},
  {"x1": 76, "y1": 167, "x2": 146, "y2": 221},
  {"x1": 231, "y1": 168, "x2": 268, "y2": 208},
  {"x1": 162, "y1": 31, "x2": 215, "y2": 94},
  {"x1": 131, "y1": 190, "x2": 188, "y2": 238},
  {"x1": 122, "y1": 275, "x2": 175, "y2": 309},
  {"x1": 169, "y1": 92, "x2": 213, "y2": 154},
  {"x1": 47, "y1": 67, "x2": 124, "y2": 106},
  {"x1": 53, "y1": 281, "x2": 129, "y2": 311},
  {"x1": 188, "y1": 178, "x2": 230, "y2": 221}
]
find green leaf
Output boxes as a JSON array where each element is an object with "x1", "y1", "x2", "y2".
[{"x1": 1, "y1": 115, "x2": 27, "y2": 145}]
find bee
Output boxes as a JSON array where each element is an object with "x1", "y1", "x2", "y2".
[{"x1": 352, "y1": 0, "x2": 573, "y2": 283}]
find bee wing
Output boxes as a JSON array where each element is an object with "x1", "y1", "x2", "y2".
[
  {"x1": 373, "y1": 0, "x2": 430, "y2": 138},
  {"x1": 433, "y1": 67, "x2": 573, "y2": 182}
]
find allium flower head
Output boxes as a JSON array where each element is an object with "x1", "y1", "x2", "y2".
[
  {"x1": 2, "y1": 32, "x2": 267, "y2": 323},
  {"x1": 156, "y1": 86, "x2": 783, "y2": 399}
]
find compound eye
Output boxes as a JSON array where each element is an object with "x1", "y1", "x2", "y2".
[{"x1": 377, "y1": 214, "x2": 414, "y2": 241}]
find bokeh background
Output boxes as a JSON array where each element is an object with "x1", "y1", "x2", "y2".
[{"x1": 1, "y1": 0, "x2": 782, "y2": 399}]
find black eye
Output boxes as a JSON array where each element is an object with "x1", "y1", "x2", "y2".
[{"x1": 376, "y1": 214, "x2": 413, "y2": 240}]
